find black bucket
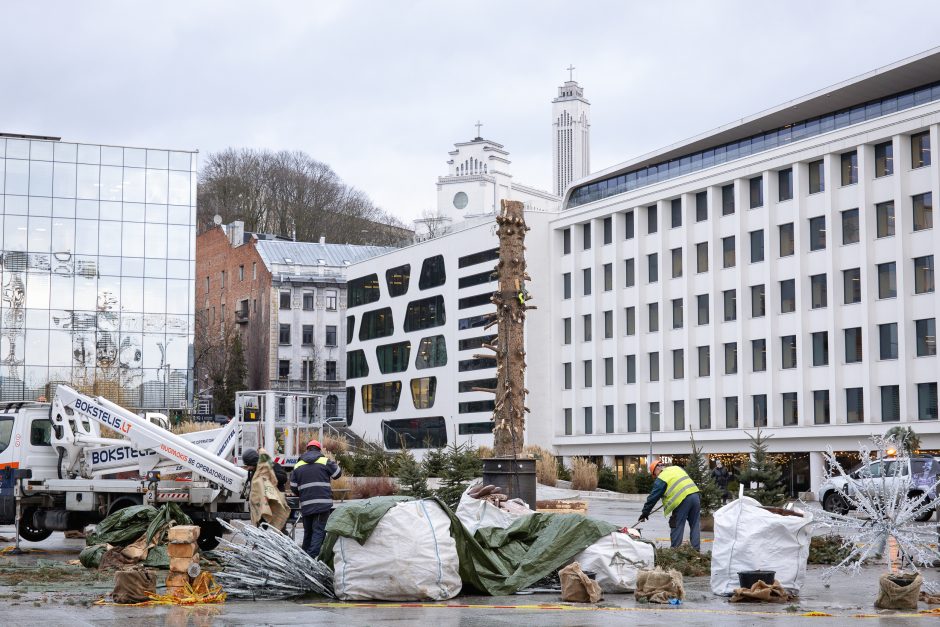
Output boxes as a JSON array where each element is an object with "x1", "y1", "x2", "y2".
[
  {"x1": 738, "y1": 570, "x2": 775, "y2": 589},
  {"x1": 481, "y1": 457, "x2": 537, "y2": 510}
]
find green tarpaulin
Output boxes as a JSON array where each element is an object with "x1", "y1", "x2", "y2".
[
  {"x1": 85, "y1": 503, "x2": 192, "y2": 547},
  {"x1": 320, "y1": 496, "x2": 617, "y2": 596}
]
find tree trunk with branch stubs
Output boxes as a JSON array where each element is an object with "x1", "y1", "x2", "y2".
[{"x1": 490, "y1": 200, "x2": 534, "y2": 458}]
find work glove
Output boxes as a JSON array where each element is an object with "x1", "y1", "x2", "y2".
[
  {"x1": 638, "y1": 514, "x2": 649, "y2": 523},
  {"x1": 668, "y1": 513, "x2": 677, "y2": 529}
]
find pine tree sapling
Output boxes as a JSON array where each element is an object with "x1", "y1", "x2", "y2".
[
  {"x1": 433, "y1": 442, "x2": 481, "y2": 509},
  {"x1": 885, "y1": 426, "x2": 920, "y2": 455},
  {"x1": 396, "y1": 449, "x2": 431, "y2": 499},
  {"x1": 737, "y1": 428, "x2": 786, "y2": 506},
  {"x1": 598, "y1": 466, "x2": 618, "y2": 491},
  {"x1": 684, "y1": 428, "x2": 721, "y2": 516}
]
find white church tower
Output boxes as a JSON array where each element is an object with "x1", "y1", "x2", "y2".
[{"x1": 552, "y1": 66, "x2": 591, "y2": 196}]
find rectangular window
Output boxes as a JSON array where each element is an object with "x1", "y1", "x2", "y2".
[
  {"x1": 843, "y1": 268, "x2": 861, "y2": 304},
  {"x1": 750, "y1": 229, "x2": 764, "y2": 263},
  {"x1": 582, "y1": 268, "x2": 592, "y2": 295},
  {"x1": 671, "y1": 248, "x2": 682, "y2": 278},
  {"x1": 252, "y1": 262, "x2": 257, "y2": 279},
  {"x1": 752, "y1": 338, "x2": 767, "y2": 372},
  {"x1": 604, "y1": 310, "x2": 613, "y2": 339},
  {"x1": 780, "y1": 279, "x2": 796, "y2": 313},
  {"x1": 648, "y1": 352, "x2": 659, "y2": 382},
  {"x1": 916, "y1": 318, "x2": 936, "y2": 357},
  {"x1": 325, "y1": 361, "x2": 337, "y2": 381},
  {"x1": 603, "y1": 263, "x2": 613, "y2": 291},
  {"x1": 625, "y1": 307, "x2": 636, "y2": 336},
  {"x1": 562, "y1": 228, "x2": 571, "y2": 254},
  {"x1": 695, "y1": 191, "x2": 708, "y2": 221},
  {"x1": 627, "y1": 403, "x2": 637, "y2": 432},
  {"x1": 221, "y1": 270, "x2": 226, "y2": 288},
  {"x1": 672, "y1": 298, "x2": 683, "y2": 329},
  {"x1": 671, "y1": 198, "x2": 682, "y2": 228},
  {"x1": 279, "y1": 323, "x2": 291, "y2": 345},
  {"x1": 749, "y1": 175, "x2": 763, "y2": 208},
  {"x1": 781, "y1": 335, "x2": 797, "y2": 369},
  {"x1": 605, "y1": 405, "x2": 615, "y2": 433},
  {"x1": 846, "y1": 388, "x2": 864, "y2": 423},
  {"x1": 845, "y1": 327, "x2": 863, "y2": 363},
  {"x1": 725, "y1": 396, "x2": 739, "y2": 429},
  {"x1": 648, "y1": 302, "x2": 659, "y2": 333},
  {"x1": 841, "y1": 208, "x2": 859, "y2": 245},
  {"x1": 582, "y1": 222, "x2": 591, "y2": 250},
  {"x1": 625, "y1": 258, "x2": 635, "y2": 287},
  {"x1": 603, "y1": 216, "x2": 613, "y2": 245},
  {"x1": 650, "y1": 402, "x2": 660, "y2": 432},
  {"x1": 722, "y1": 236, "x2": 736, "y2": 268},
  {"x1": 625, "y1": 210, "x2": 635, "y2": 239},
  {"x1": 911, "y1": 131, "x2": 931, "y2": 169},
  {"x1": 809, "y1": 215, "x2": 826, "y2": 251},
  {"x1": 673, "y1": 349, "x2": 684, "y2": 379},
  {"x1": 279, "y1": 290, "x2": 292, "y2": 309},
  {"x1": 584, "y1": 407, "x2": 593, "y2": 435},
  {"x1": 698, "y1": 346, "x2": 710, "y2": 377},
  {"x1": 753, "y1": 394, "x2": 768, "y2": 427},
  {"x1": 238, "y1": 264, "x2": 244, "y2": 281},
  {"x1": 563, "y1": 273, "x2": 571, "y2": 299},
  {"x1": 205, "y1": 276, "x2": 209, "y2": 293},
  {"x1": 812, "y1": 331, "x2": 829, "y2": 366},
  {"x1": 918, "y1": 383, "x2": 938, "y2": 421},
  {"x1": 779, "y1": 222, "x2": 795, "y2": 257},
  {"x1": 673, "y1": 400, "x2": 685, "y2": 431},
  {"x1": 626, "y1": 354, "x2": 636, "y2": 384},
  {"x1": 583, "y1": 314, "x2": 592, "y2": 342},
  {"x1": 563, "y1": 362, "x2": 572, "y2": 389},
  {"x1": 563, "y1": 317, "x2": 571, "y2": 344},
  {"x1": 913, "y1": 192, "x2": 933, "y2": 231},
  {"x1": 814, "y1": 390, "x2": 830, "y2": 424},
  {"x1": 881, "y1": 385, "x2": 900, "y2": 422},
  {"x1": 302, "y1": 324, "x2": 314, "y2": 346},
  {"x1": 778, "y1": 168, "x2": 793, "y2": 201},
  {"x1": 697, "y1": 294, "x2": 709, "y2": 325},
  {"x1": 878, "y1": 262, "x2": 897, "y2": 299},
  {"x1": 325, "y1": 289, "x2": 337, "y2": 310},
  {"x1": 875, "y1": 141, "x2": 893, "y2": 177},
  {"x1": 696, "y1": 242, "x2": 708, "y2": 273},
  {"x1": 722, "y1": 183, "x2": 735, "y2": 216},
  {"x1": 810, "y1": 274, "x2": 827, "y2": 309},
  {"x1": 840, "y1": 150, "x2": 858, "y2": 185},
  {"x1": 302, "y1": 291, "x2": 314, "y2": 311},
  {"x1": 782, "y1": 392, "x2": 799, "y2": 426},
  {"x1": 583, "y1": 360, "x2": 593, "y2": 387},
  {"x1": 698, "y1": 399, "x2": 711, "y2": 429},
  {"x1": 278, "y1": 359, "x2": 290, "y2": 378},
  {"x1": 564, "y1": 408, "x2": 572, "y2": 435},
  {"x1": 647, "y1": 205, "x2": 658, "y2": 234},
  {"x1": 724, "y1": 342, "x2": 738, "y2": 375},
  {"x1": 751, "y1": 284, "x2": 766, "y2": 317},
  {"x1": 604, "y1": 357, "x2": 614, "y2": 386},
  {"x1": 876, "y1": 201, "x2": 895, "y2": 238},
  {"x1": 808, "y1": 159, "x2": 824, "y2": 194},
  {"x1": 723, "y1": 289, "x2": 736, "y2": 322},
  {"x1": 915, "y1": 256, "x2": 935, "y2": 294},
  {"x1": 647, "y1": 253, "x2": 658, "y2": 283},
  {"x1": 879, "y1": 322, "x2": 899, "y2": 360}
]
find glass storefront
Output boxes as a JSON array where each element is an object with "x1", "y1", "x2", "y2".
[{"x1": 0, "y1": 136, "x2": 196, "y2": 410}]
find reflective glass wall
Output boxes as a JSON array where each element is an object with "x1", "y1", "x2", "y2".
[{"x1": 0, "y1": 137, "x2": 196, "y2": 410}]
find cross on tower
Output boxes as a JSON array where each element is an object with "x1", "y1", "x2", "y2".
[
  {"x1": 474, "y1": 120, "x2": 483, "y2": 138},
  {"x1": 566, "y1": 64, "x2": 575, "y2": 81}
]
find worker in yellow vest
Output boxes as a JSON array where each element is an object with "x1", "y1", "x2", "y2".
[{"x1": 637, "y1": 460, "x2": 701, "y2": 551}]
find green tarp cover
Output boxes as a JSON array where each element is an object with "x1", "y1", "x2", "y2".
[
  {"x1": 320, "y1": 496, "x2": 617, "y2": 596},
  {"x1": 85, "y1": 503, "x2": 192, "y2": 547}
]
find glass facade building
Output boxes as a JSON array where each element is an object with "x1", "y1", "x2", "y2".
[{"x1": 0, "y1": 135, "x2": 196, "y2": 411}]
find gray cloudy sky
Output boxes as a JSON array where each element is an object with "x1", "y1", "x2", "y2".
[{"x1": 3, "y1": 1, "x2": 940, "y2": 222}]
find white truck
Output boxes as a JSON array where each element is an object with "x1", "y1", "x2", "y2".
[{"x1": 0, "y1": 385, "x2": 321, "y2": 549}]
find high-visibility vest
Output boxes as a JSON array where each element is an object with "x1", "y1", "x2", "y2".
[
  {"x1": 658, "y1": 466, "x2": 700, "y2": 515},
  {"x1": 293, "y1": 455, "x2": 328, "y2": 469}
]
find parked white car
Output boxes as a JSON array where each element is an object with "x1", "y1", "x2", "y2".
[{"x1": 817, "y1": 456, "x2": 940, "y2": 522}]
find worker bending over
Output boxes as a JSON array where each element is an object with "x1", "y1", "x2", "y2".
[
  {"x1": 290, "y1": 439, "x2": 342, "y2": 559},
  {"x1": 638, "y1": 460, "x2": 701, "y2": 551}
]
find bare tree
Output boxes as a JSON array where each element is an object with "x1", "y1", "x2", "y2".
[{"x1": 415, "y1": 208, "x2": 452, "y2": 241}]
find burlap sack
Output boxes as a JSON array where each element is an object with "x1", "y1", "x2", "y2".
[
  {"x1": 112, "y1": 568, "x2": 157, "y2": 604},
  {"x1": 249, "y1": 448, "x2": 290, "y2": 529},
  {"x1": 635, "y1": 567, "x2": 684, "y2": 604},
  {"x1": 100, "y1": 547, "x2": 137, "y2": 570},
  {"x1": 921, "y1": 590, "x2": 940, "y2": 604},
  {"x1": 559, "y1": 562, "x2": 603, "y2": 603},
  {"x1": 875, "y1": 573, "x2": 922, "y2": 610},
  {"x1": 120, "y1": 534, "x2": 151, "y2": 561},
  {"x1": 730, "y1": 579, "x2": 794, "y2": 603}
]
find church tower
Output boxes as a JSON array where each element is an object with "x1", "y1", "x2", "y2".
[{"x1": 552, "y1": 67, "x2": 591, "y2": 196}]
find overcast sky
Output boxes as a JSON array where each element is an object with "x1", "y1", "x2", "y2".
[{"x1": 3, "y1": 1, "x2": 940, "y2": 222}]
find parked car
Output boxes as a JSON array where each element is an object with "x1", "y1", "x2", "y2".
[{"x1": 817, "y1": 456, "x2": 940, "y2": 522}]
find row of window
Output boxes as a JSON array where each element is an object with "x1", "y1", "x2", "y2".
[
  {"x1": 210, "y1": 262, "x2": 258, "y2": 292},
  {"x1": 277, "y1": 287, "x2": 338, "y2": 311},
  {"x1": 278, "y1": 323, "x2": 337, "y2": 347},
  {"x1": 563, "y1": 319, "x2": 936, "y2": 389},
  {"x1": 346, "y1": 335, "x2": 447, "y2": 378},
  {"x1": 563, "y1": 382, "x2": 939, "y2": 436},
  {"x1": 358, "y1": 377, "x2": 438, "y2": 413},
  {"x1": 355, "y1": 296, "x2": 447, "y2": 341},
  {"x1": 379, "y1": 417, "x2": 498, "y2": 449},
  {"x1": 276, "y1": 358, "x2": 337, "y2": 382}
]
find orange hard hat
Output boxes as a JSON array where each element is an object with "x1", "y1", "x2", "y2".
[
  {"x1": 649, "y1": 460, "x2": 662, "y2": 473},
  {"x1": 307, "y1": 439, "x2": 322, "y2": 449}
]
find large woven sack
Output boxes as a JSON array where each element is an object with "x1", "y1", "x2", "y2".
[
  {"x1": 249, "y1": 449, "x2": 290, "y2": 529},
  {"x1": 455, "y1": 483, "x2": 531, "y2": 534},
  {"x1": 112, "y1": 568, "x2": 156, "y2": 604},
  {"x1": 559, "y1": 561, "x2": 603, "y2": 603},
  {"x1": 875, "y1": 573, "x2": 922, "y2": 610},
  {"x1": 635, "y1": 567, "x2": 684, "y2": 603},
  {"x1": 571, "y1": 531, "x2": 654, "y2": 592},
  {"x1": 333, "y1": 500, "x2": 461, "y2": 601}
]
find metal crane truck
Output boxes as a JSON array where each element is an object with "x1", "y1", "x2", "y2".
[{"x1": 0, "y1": 385, "x2": 321, "y2": 550}]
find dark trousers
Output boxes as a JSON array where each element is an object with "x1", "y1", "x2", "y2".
[
  {"x1": 669, "y1": 492, "x2": 701, "y2": 551},
  {"x1": 302, "y1": 511, "x2": 330, "y2": 559}
]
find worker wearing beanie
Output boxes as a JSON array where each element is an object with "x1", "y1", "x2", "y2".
[
  {"x1": 638, "y1": 459, "x2": 701, "y2": 551},
  {"x1": 290, "y1": 439, "x2": 342, "y2": 559}
]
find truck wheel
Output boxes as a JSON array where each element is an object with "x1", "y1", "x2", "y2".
[
  {"x1": 18, "y1": 508, "x2": 54, "y2": 543},
  {"x1": 909, "y1": 493, "x2": 933, "y2": 522},
  {"x1": 823, "y1": 491, "x2": 849, "y2": 515},
  {"x1": 197, "y1": 520, "x2": 224, "y2": 551}
]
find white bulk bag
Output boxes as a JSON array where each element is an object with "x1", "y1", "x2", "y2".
[
  {"x1": 333, "y1": 500, "x2": 462, "y2": 601},
  {"x1": 572, "y1": 531, "x2": 655, "y2": 592},
  {"x1": 455, "y1": 484, "x2": 532, "y2": 534},
  {"x1": 710, "y1": 495, "x2": 814, "y2": 596}
]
